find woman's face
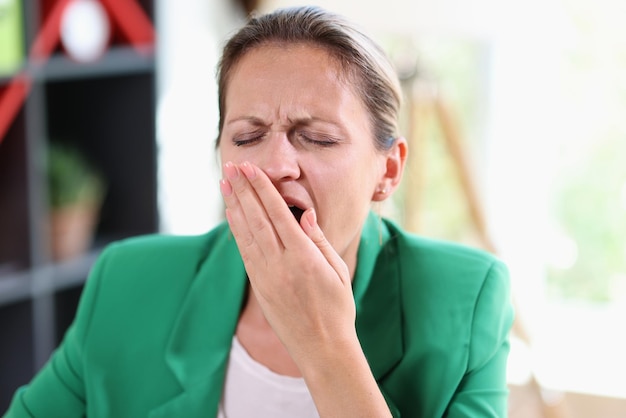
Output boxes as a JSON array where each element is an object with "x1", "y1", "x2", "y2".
[{"x1": 219, "y1": 43, "x2": 389, "y2": 268}]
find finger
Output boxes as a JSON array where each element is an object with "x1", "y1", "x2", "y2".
[
  {"x1": 224, "y1": 208, "x2": 264, "y2": 279},
  {"x1": 239, "y1": 161, "x2": 306, "y2": 248},
  {"x1": 222, "y1": 161, "x2": 282, "y2": 255},
  {"x1": 221, "y1": 178, "x2": 267, "y2": 270},
  {"x1": 220, "y1": 165, "x2": 270, "y2": 261},
  {"x1": 301, "y1": 208, "x2": 350, "y2": 284}
]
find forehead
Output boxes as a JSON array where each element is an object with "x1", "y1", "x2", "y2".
[
  {"x1": 228, "y1": 41, "x2": 356, "y2": 91},
  {"x1": 226, "y1": 42, "x2": 365, "y2": 115}
]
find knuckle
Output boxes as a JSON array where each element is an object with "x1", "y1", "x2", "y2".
[
  {"x1": 249, "y1": 214, "x2": 269, "y2": 235},
  {"x1": 241, "y1": 231, "x2": 256, "y2": 248},
  {"x1": 313, "y1": 233, "x2": 329, "y2": 247}
]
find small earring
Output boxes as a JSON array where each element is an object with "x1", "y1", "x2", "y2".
[{"x1": 378, "y1": 187, "x2": 389, "y2": 194}]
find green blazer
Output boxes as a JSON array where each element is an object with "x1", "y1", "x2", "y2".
[{"x1": 5, "y1": 213, "x2": 513, "y2": 417}]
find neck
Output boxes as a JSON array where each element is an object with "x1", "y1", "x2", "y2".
[{"x1": 236, "y1": 285, "x2": 302, "y2": 377}]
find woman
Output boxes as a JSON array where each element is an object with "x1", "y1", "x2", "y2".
[{"x1": 5, "y1": 6, "x2": 513, "y2": 417}]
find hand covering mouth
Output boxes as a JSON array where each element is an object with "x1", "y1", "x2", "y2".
[{"x1": 288, "y1": 205, "x2": 305, "y2": 223}]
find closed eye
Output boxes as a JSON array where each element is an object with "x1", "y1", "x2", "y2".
[
  {"x1": 233, "y1": 131, "x2": 266, "y2": 147},
  {"x1": 296, "y1": 130, "x2": 339, "y2": 147}
]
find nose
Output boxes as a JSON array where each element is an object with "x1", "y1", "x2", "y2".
[{"x1": 258, "y1": 133, "x2": 301, "y2": 182}]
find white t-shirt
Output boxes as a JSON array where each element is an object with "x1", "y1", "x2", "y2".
[{"x1": 217, "y1": 336, "x2": 320, "y2": 418}]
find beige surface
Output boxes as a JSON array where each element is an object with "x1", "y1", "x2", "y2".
[{"x1": 509, "y1": 384, "x2": 626, "y2": 418}]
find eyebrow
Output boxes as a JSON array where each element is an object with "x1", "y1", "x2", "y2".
[
  {"x1": 225, "y1": 116, "x2": 268, "y2": 127},
  {"x1": 226, "y1": 115, "x2": 341, "y2": 129}
]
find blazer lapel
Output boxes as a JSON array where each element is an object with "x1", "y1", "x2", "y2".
[
  {"x1": 353, "y1": 213, "x2": 404, "y2": 381},
  {"x1": 353, "y1": 214, "x2": 404, "y2": 416},
  {"x1": 150, "y1": 225, "x2": 247, "y2": 418}
]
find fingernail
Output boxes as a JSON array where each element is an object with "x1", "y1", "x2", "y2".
[
  {"x1": 220, "y1": 179, "x2": 233, "y2": 197},
  {"x1": 306, "y1": 208, "x2": 316, "y2": 228},
  {"x1": 241, "y1": 161, "x2": 256, "y2": 179},
  {"x1": 224, "y1": 161, "x2": 239, "y2": 180}
]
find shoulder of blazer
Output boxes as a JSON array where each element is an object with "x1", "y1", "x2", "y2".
[
  {"x1": 381, "y1": 218, "x2": 507, "y2": 303},
  {"x1": 90, "y1": 222, "x2": 234, "y2": 293},
  {"x1": 107, "y1": 221, "x2": 231, "y2": 261}
]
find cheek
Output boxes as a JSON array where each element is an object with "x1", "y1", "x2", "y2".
[
  {"x1": 218, "y1": 146, "x2": 229, "y2": 164},
  {"x1": 309, "y1": 157, "x2": 377, "y2": 202},
  {"x1": 315, "y1": 172, "x2": 372, "y2": 222},
  {"x1": 219, "y1": 145, "x2": 251, "y2": 166}
]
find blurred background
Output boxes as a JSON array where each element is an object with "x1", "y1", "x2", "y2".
[{"x1": 1, "y1": 0, "x2": 625, "y2": 416}]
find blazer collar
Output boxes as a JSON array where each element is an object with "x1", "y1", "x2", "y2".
[
  {"x1": 151, "y1": 213, "x2": 404, "y2": 416},
  {"x1": 150, "y1": 225, "x2": 247, "y2": 417},
  {"x1": 353, "y1": 212, "x2": 404, "y2": 381}
]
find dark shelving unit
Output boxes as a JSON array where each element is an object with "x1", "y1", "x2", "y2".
[{"x1": 0, "y1": 1, "x2": 158, "y2": 410}]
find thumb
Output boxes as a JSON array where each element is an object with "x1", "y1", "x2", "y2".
[
  {"x1": 301, "y1": 208, "x2": 350, "y2": 282},
  {"x1": 302, "y1": 208, "x2": 324, "y2": 246}
]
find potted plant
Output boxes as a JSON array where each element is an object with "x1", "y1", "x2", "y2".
[{"x1": 47, "y1": 143, "x2": 105, "y2": 261}]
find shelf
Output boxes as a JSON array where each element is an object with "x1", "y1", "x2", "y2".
[
  {"x1": 0, "y1": 48, "x2": 154, "y2": 88},
  {"x1": 0, "y1": 249, "x2": 101, "y2": 308},
  {"x1": 30, "y1": 47, "x2": 155, "y2": 82},
  {"x1": 0, "y1": 73, "x2": 20, "y2": 85},
  {"x1": 0, "y1": 269, "x2": 30, "y2": 307}
]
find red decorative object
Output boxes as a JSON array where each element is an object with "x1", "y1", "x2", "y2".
[
  {"x1": 100, "y1": 0, "x2": 155, "y2": 48},
  {"x1": 0, "y1": 0, "x2": 156, "y2": 144},
  {"x1": 0, "y1": 74, "x2": 32, "y2": 145}
]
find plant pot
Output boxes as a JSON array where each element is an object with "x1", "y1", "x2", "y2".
[{"x1": 49, "y1": 202, "x2": 99, "y2": 261}]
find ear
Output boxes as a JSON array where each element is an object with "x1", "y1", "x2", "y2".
[{"x1": 372, "y1": 136, "x2": 408, "y2": 202}]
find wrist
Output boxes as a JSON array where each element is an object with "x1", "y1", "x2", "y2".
[
  {"x1": 296, "y1": 335, "x2": 392, "y2": 417},
  {"x1": 297, "y1": 332, "x2": 363, "y2": 377}
]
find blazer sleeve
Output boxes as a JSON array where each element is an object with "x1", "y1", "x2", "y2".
[
  {"x1": 3, "y1": 245, "x2": 115, "y2": 418},
  {"x1": 445, "y1": 260, "x2": 515, "y2": 417}
]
